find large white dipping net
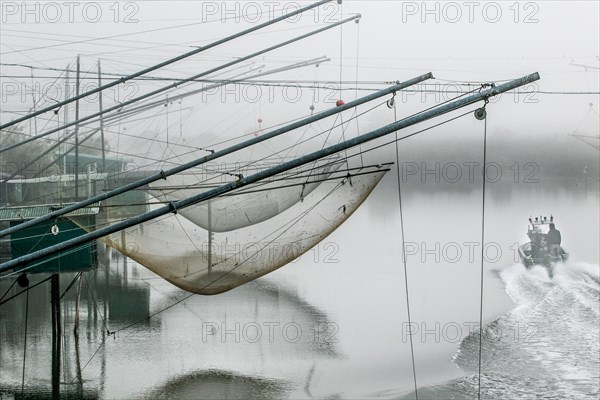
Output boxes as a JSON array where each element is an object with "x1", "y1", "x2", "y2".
[
  {"x1": 93, "y1": 162, "x2": 390, "y2": 295},
  {"x1": 146, "y1": 158, "x2": 343, "y2": 232}
]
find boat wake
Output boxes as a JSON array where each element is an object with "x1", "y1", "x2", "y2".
[{"x1": 403, "y1": 262, "x2": 600, "y2": 399}]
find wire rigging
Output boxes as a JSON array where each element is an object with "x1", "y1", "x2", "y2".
[
  {"x1": 477, "y1": 97, "x2": 489, "y2": 400},
  {"x1": 393, "y1": 97, "x2": 419, "y2": 400}
]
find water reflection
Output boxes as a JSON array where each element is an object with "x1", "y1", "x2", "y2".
[
  {"x1": 144, "y1": 369, "x2": 291, "y2": 400},
  {"x1": 0, "y1": 243, "x2": 338, "y2": 399}
]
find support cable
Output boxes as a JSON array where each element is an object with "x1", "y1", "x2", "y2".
[
  {"x1": 477, "y1": 97, "x2": 489, "y2": 400},
  {"x1": 354, "y1": 20, "x2": 364, "y2": 166},
  {"x1": 393, "y1": 99, "x2": 419, "y2": 399},
  {"x1": 338, "y1": 2, "x2": 349, "y2": 168}
]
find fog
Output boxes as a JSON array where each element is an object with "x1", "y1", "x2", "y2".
[{"x1": 1, "y1": 1, "x2": 599, "y2": 399}]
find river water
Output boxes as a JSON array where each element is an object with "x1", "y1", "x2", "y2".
[{"x1": 0, "y1": 176, "x2": 598, "y2": 399}]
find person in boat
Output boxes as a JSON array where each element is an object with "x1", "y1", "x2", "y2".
[
  {"x1": 546, "y1": 223, "x2": 562, "y2": 255},
  {"x1": 530, "y1": 224, "x2": 543, "y2": 256}
]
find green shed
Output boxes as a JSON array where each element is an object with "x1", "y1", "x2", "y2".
[{"x1": 1, "y1": 203, "x2": 100, "y2": 274}]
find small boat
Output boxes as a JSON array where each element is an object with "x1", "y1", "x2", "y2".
[{"x1": 518, "y1": 215, "x2": 568, "y2": 270}]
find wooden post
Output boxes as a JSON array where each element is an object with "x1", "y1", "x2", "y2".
[
  {"x1": 74, "y1": 273, "x2": 82, "y2": 335},
  {"x1": 50, "y1": 274, "x2": 61, "y2": 399}
]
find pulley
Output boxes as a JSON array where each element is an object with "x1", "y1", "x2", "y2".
[
  {"x1": 17, "y1": 273, "x2": 29, "y2": 288},
  {"x1": 474, "y1": 108, "x2": 487, "y2": 120}
]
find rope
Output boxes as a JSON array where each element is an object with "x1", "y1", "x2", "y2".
[
  {"x1": 354, "y1": 21, "x2": 364, "y2": 166},
  {"x1": 573, "y1": 104, "x2": 597, "y2": 134},
  {"x1": 477, "y1": 100, "x2": 489, "y2": 399},
  {"x1": 21, "y1": 285, "x2": 29, "y2": 396},
  {"x1": 393, "y1": 101, "x2": 418, "y2": 399}
]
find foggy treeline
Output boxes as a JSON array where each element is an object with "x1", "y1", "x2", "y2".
[{"x1": 363, "y1": 127, "x2": 599, "y2": 196}]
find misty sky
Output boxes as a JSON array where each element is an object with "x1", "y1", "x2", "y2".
[{"x1": 1, "y1": 1, "x2": 598, "y2": 166}]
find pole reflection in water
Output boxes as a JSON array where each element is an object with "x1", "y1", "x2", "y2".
[{"x1": 0, "y1": 241, "x2": 339, "y2": 399}]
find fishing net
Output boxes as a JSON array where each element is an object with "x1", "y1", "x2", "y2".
[
  {"x1": 147, "y1": 158, "x2": 343, "y2": 232},
  {"x1": 91, "y1": 163, "x2": 389, "y2": 295}
]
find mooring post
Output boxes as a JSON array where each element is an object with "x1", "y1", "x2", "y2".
[{"x1": 74, "y1": 274, "x2": 82, "y2": 335}]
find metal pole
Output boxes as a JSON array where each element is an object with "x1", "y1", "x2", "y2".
[
  {"x1": 0, "y1": 14, "x2": 361, "y2": 155},
  {"x1": 75, "y1": 55, "x2": 80, "y2": 199},
  {"x1": 0, "y1": 73, "x2": 431, "y2": 239},
  {"x1": 207, "y1": 200, "x2": 213, "y2": 274},
  {"x1": 29, "y1": 68, "x2": 37, "y2": 135},
  {"x1": 0, "y1": 72, "x2": 540, "y2": 273},
  {"x1": 63, "y1": 64, "x2": 70, "y2": 176},
  {"x1": 1, "y1": 128, "x2": 80, "y2": 184},
  {"x1": 0, "y1": 0, "x2": 334, "y2": 131},
  {"x1": 98, "y1": 59, "x2": 106, "y2": 172}
]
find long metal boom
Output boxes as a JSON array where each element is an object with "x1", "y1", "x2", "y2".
[
  {"x1": 0, "y1": 73, "x2": 432, "y2": 239},
  {"x1": 0, "y1": 72, "x2": 540, "y2": 274},
  {"x1": 0, "y1": 0, "x2": 333, "y2": 131},
  {"x1": 0, "y1": 14, "x2": 360, "y2": 155}
]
